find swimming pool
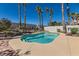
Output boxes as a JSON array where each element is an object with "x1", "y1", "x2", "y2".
[{"x1": 21, "y1": 32, "x2": 59, "y2": 44}]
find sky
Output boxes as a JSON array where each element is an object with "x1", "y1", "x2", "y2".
[{"x1": 0, "y1": 3, "x2": 79, "y2": 25}]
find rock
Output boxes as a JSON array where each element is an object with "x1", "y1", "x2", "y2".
[
  {"x1": 0, "y1": 49, "x2": 19, "y2": 56},
  {"x1": 24, "y1": 51, "x2": 31, "y2": 55}
]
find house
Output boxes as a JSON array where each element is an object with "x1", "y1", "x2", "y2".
[{"x1": 44, "y1": 25, "x2": 79, "y2": 33}]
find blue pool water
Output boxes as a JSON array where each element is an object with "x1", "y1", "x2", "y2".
[{"x1": 21, "y1": 32, "x2": 59, "y2": 44}]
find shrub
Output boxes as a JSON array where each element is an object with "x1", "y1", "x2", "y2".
[
  {"x1": 57, "y1": 29, "x2": 61, "y2": 32},
  {"x1": 34, "y1": 26, "x2": 38, "y2": 32},
  {"x1": 71, "y1": 28, "x2": 78, "y2": 34},
  {"x1": 48, "y1": 21, "x2": 62, "y2": 26},
  {"x1": 0, "y1": 18, "x2": 11, "y2": 31}
]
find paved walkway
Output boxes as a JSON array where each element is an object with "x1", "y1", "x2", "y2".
[{"x1": 9, "y1": 34, "x2": 79, "y2": 56}]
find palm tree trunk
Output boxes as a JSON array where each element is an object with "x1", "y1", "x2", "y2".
[
  {"x1": 50, "y1": 15, "x2": 52, "y2": 23},
  {"x1": 72, "y1": 16, "x2": 74, "y2": 25},
  {"x1": 67, "y1": 3, "x2": 70, "y2": 25},
  {"x1": 41, "y1": 14, "x2": 43, "y2": 30},
  {"x1": 62, "y1": 3, "x2": 66, "y2": 33},
  {"x1": 18, "y1": 3, "x2": 21, "y2": 29},
  {"x1": 76, "y1": 16, "x2": 78, "y2": 25},
  {"x1": 49, "y1": 8, "x2": 53, "y2": 25},
  {"x1": 46, "y1": 8, "x2": 49, "y2": 26},
  {"x1": 68, "y1": 16, "x2": 70, "y2": 25},
  {"x1": 38, "y1": 14, "x2": 42, "y2": 31},
  {"x1": 23, "y1": 3, "x2": 26, "y2": 32}
]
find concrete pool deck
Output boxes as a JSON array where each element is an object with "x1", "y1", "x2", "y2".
[{"x1": 9, "y1": 33, "x2": 79, "y2": 56}]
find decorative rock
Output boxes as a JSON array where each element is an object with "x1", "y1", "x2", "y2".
[{"x1": 0, "y1": 49, "x2": 19, "y2": 56}]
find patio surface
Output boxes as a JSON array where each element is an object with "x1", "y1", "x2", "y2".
[{"x1": 9, "y1": 33, "x2": 79, "y2": 56}]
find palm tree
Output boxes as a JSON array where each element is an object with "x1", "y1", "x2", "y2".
[
  {"x1": 23, "y1": 3, "x2": 26, "y2": 32},
  {"x1": 41, "y1": 14, "x2": 44, "y2": 30},
  {"x1": 18, "y1": 3, "x2": 22, "y2": 29},
  {"x1": 46, "y1": 7, "x2": 53, "y2": 26},
  {"x1": 46, "y1": 7, "x2": 49, "y2": 15},
  {"x1": 46, "y1": 7, "x2": 49, "y2": 16},
  {"x1": 62, "y1": 3, "x2": 66, "y2": 33},
  {"x1": 49, "y1": 8, "x2": 53, "y2": 24},
  {"x1": 46, "y1": 7, "x2": 49, "y2": 26},
  {"x1": 36, "y1": 6, "x2": 43, "y2": 31},
  {"x1": 67, "y1": 3, "x2": 70, "y2": 25},
  {"x1": 71, "y1": 16, "x2": 74, "y2": 25}
]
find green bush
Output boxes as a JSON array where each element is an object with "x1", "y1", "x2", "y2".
[
  {"x1": 57, "y1": 29, "x2": 61, "y2": 32},
  {"x1": 0, "y1": 18, "x2": 11, "y2": 31},
  {"x1": 34, "y1": 26, "x2": 38, "y2": 32},
  {"x1": 48, "y1": 21, "x2": 62, "y2": 26},
  {"x1": 71, "y1": 28, "x2": 78, "y2": 34}
]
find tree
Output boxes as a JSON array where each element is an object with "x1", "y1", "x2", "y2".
[
  {"x1": 46, "y1": 7, "x2": 53, "y2": 26},
  {"x1": 18, "y1": 3, "x2": 22, "y2": 29},
  {"x1": 76, "y1": 14, "x2": 79, "y2": 25},
  {"x1": 0, "y1": 18, "x2": 11, "y2": 31},
  {"x1": 36, "y1": 6, "x2": 43, "y2": 31},
  {"x1": 46, "y1": 7, "x2": 49, "y2": 26},
  {"x1": 70, "y1": 12, "x2": 79, "y2": 25},
  {"x1": 49, "y1": 8, "x2": 53, "y2": 24},
  {"x1": 46, "y1": 7, "x2": 49, "y2": 16},
  {"x1": 23, "y1": 3, "x2": 27, "y2": 32},
  {"x1": 67, "y1": 3, "x2": 70, "y2": 25},
  {"x1": 70, "y1": 13, "x2": 76, "y2": 25},
  {"x1": 62, "y1": 3, "x2": 66, "y2": 33}
]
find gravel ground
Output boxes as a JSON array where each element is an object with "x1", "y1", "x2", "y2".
[
  {"x1": 0, "y1": 40, "x2": 20, "y2": 56},
  {"x1": 0, "y1": 39, "x2": 31, "y2": 56}
]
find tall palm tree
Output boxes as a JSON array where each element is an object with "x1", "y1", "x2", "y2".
[
  {"x1": 67, "y1": 3, "x2": 70, "y2": 25},
  {"x1": 71, "y1": 16, "x2": 74, "y2": 25},
  {"x1": 46, "y1": 7, "x2": 49, "y2": 25},
  {"x1": 46, "y1": 7, "x2": 49, "y2": 16},
  {"x1": 49, "y1": 8, "x2": 53, "y2": 24},
  {"x1": 18, "y1": 3, "x2": 22, "y2": 29},
  {"x1": 62, "y1": 3, "x2": 66, "y2": 33},
  {"x1": 23, "y1": 3, "x2": 26, "y2": 32},
  {"x1": 46, "y1": 7, "x2": 49, "y2": 26},
  {"x1": 46, "y1": 7, "x2": 53, "y2": 26},
  {"x1": 36, "y1": 6, "x2": 43, "y2": 31},
  {"x1": 41, "y1": 14, "x2": 44, "y2": 30}
]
